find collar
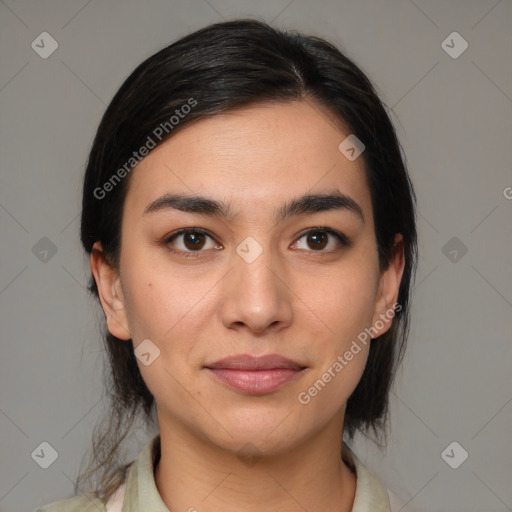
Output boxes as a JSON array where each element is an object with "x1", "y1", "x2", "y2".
[
  {"x1": 342, "y1": 443, "x2": 391, "y2": 511},
  {"x1": 119, "y1": 434, "x2": 390, "y2": 511}
]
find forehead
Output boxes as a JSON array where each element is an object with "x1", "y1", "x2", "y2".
[{"x1": 124, "y1": 100, "x2": 372, "y2": 222}]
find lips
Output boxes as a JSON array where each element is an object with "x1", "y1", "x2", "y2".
[
  {"x1": 204, "y1": 354, "x2": 306, "y2": 395},
  {"x1": 206, "y1": 354, "x2": 305, "y2": 371}
]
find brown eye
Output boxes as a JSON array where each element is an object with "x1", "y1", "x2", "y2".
[
  {"x1": 305, "y1": 231, "x2": 328, "y2": 250},
  {"x1": 294, "y1": 228, "x2": 350, "y2": 252},
  {"x1": 182, "y1": 231, "x2": 207, "y2": 250},
  {"x1": 164, "y1": 228, "x2": 219, "y2": 254}
]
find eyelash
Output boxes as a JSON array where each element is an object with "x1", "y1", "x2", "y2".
[{"x1": 162, "y1": 227, "x2": 351, "y2": 259}]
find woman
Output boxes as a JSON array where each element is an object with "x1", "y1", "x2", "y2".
[{"x1": 39, "y1": 18, "x2": 417, "y2": 512}]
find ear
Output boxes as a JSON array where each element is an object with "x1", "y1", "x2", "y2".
[
  {"x1": 370, "y1": 234, "x2": 406, "y2": 338},
  {"x1": 90, "y1": 241, "x2": 131, "y2": 340}
]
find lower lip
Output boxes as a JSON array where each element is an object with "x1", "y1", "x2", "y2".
[{"x1": 206, "y1": 368, "x2": 303, "y2": 395}]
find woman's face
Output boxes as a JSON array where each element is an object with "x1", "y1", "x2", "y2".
[{"x1": 93, "y1": 99, "x2": 403, "y2": 455}]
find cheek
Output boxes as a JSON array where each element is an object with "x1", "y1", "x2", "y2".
[
  {"x1": 293, "y1": 254, "x2": 378, "y2": 406},
  {"x1": 119, "y1": 249, "x2": 215, "y2": 370},
  {"x1": 119, "y1": 241, "x2": 185, "y2": 336},
  {"x1": 297, "y1": 279, "x2": 373, "y2": 412},
  {"x1": 297, "y1": 258, "x2": 379, "y2": 346}
]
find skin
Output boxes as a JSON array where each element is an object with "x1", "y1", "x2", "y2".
[{"x1": 91, "y1": 99, "x2": 405, "y2": 512}]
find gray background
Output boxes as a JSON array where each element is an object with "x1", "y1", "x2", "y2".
[{"x1": 1, "y1": 1, "x2": 511, "y2": 511}]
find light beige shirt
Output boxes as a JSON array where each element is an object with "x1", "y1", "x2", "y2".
[{"x1": 37, "y1": 434, "x2": 391, "y2": 511}]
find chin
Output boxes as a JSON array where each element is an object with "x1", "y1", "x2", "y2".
[{"x1": 200, "y1": 410, "x2": 307, "y2": 454}]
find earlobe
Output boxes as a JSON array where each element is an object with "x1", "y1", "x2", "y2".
[
  {"x1": 371, "y1": 234, "x2": 406, "y2": 338},
  {"x1": 90, "y1": 242, "x2": 131, "y2": 340}
]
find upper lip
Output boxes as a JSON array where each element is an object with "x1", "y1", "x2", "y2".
[{"x1": 205, "y1": 354, "x2": 305, "y2": 371}]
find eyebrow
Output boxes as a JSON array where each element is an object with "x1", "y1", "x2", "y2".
[{"x1": 143, "y1": 190, "x2": 365, "y2": 224}]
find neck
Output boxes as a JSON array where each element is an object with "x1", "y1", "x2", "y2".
[{"x1": 154, "y1": 413, "x2": 356, "y2": 512}]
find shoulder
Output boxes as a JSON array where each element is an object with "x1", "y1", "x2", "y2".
[{"x1": 35, "y1": 494, "x2": 106, "y2": 512}]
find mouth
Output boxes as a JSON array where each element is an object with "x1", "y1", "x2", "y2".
[{"x1": 204, "y1": 354, "x2": 307, "y2": 395}]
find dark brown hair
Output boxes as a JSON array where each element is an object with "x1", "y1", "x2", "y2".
[{"x1": 78, "y1": 18, "x2": 417, "y2": 501}]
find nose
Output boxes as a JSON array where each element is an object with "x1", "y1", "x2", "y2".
[{"x1": 219, "y1": 239, "x2": 293, "y2": 335}]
